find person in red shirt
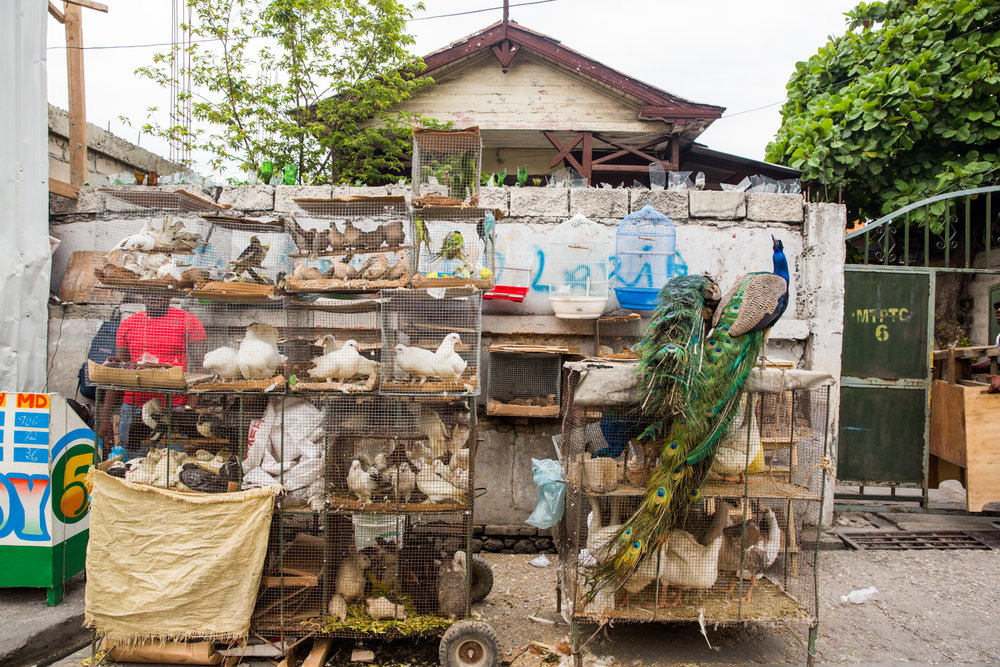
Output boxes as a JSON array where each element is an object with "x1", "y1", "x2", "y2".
[{"x1": 97, "y1": 294, "x2": 207, "y2": 456}]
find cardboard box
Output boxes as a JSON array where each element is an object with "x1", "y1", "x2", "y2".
[{"x1": 87, "y1": 360, "x2": 187, "y2": 389}]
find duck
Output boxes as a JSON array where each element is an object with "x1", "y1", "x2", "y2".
[
  {"x1": 710, "y1": 394, "x2": 764, "y2": 482},
  {"x1": 717, "y1": 506, "x2": 782, "y2": 604},
  {"x1": 651, "y1": 506, "x2": 729, "y2": 607}
]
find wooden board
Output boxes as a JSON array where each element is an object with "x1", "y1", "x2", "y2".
[
  {"x1": 381, "y1": 372, "x2": 478, "y2": 394},
  {"x1": 568, "y1": 475, "x2": 820, "y2": 501},
  {"x1": 292, "y1": 372, "x2": 378, "y2": 394},
  {"x1": 88, "y1": 360, "x2": 187, "y2": 389},
  {"x1": 930, "y1": 379, "x2": 1000, "y2": 511},
  {"x1": 487, "y1": 400, "x2": 560, "y2": 417},
  {"x1": 59, "y1": 251, "x2": 121, "y2": 304},
  {"x1": 327, "y1": 494, "x2": 467, "y2": 512},
  {"x1": 191, "y1": 375, "x2": 286, "y2": 392},
  {"x1": 190, "y1": 282, "x2": 277, "y2": 303},
  {"x1": 489, "y1": 343, "x2": 578, "y2": 354},
  {"x1": 410, "y1": 274, "x2": 493, "y2": 290},
  {"x1": 285, "y1": 275, "x2": 408, "y2": 293}
]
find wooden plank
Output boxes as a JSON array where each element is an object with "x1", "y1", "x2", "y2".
[
  {"x1": 953, "y1": 383, "x2": 1000, "y2": 512},
  {"x1": 63, "y1": 0, "x2": 108, "y2": 12},
  {"x1": 58, "y1": 250, "x2": 121, "y2": 304},
  {"x1": 49, "y1": 177, "x2": 79, "y2": 199},
  {"x1": 48, "y1": 1, "x2": 65, "y2": 22},
  {"x1": 263, "y1": 575, "x2": 319, "y2": 588},
  {"x1": 64, "y1": 1, "x2": 87, "y2": 186},
  {"x1": 300, "y1": 638, "x2": 333, "y2": 667}
]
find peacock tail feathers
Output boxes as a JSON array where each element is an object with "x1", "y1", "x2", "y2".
[{"x1": 586, "y1": 272, "x2": 772, "y2": 597}]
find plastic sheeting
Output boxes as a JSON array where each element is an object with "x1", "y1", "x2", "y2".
[{"x1": 1, "y1": 2, "x2": 51, "y2": 392}]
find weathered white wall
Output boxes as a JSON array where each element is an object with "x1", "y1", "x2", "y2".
[{"x1": 49, "y1": 185, "x2": 846, "y2": 524}]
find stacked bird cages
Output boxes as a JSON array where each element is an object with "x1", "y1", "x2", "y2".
[
  {"x1": 284, "y1": 197, "x2": 413, "y2": 292},
  {"x1": 411, "y1": 127, "x2": 482, "y2": 206},
  {"x1": 547, "y1": 214, "x2": 610, "y2": 319},
  {"x1": 556, "y1": 364, "x2": 832, "y2": 662},
  {"x1": 288, "y1": 298, "x2": 382, "y2": 393},
  {"x1": 380, "y1": 288, "x2": 483, "y2": 396},
  {"x1": 410, "y1": 206, "x2": 500, "y2": 290},
  {"x1": 188, "y1": 216, "x2": 295, "y2": 301},
  {"x1": 486, "y1": 344, "x2": 568, "y2": 418},
  {"x1": 595, "y1": 311, "x2": 643, "y2": 358}
]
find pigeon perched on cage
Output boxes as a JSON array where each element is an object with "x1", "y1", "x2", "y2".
[
  {"x1": 347, "y1": 459, "x2": 376, "y2": 503},
  {"x1": 307, "y1": 339, "x2": 378, "y2": 384},
  {"x1": 203, "y1": 345, "x2": 240, "y2": 381},
  {"x1": 383, "y1": 219, "x2": 406, "y2": 247},
  {"x1": 393, "y1": 343, "x2": 438, "y2": 383},
  {"x1": 283, "y1": 213, "x2": 329, "y2": 260},
  {"x1": 237, "y1": 323, "x2": 286, "y2": 380},
  {"x1": 229, "y1": 236, "x2": 269, "y2": 283},
  {"x1": 432, "y1": 332, "x2": 467, "y2": 381}
]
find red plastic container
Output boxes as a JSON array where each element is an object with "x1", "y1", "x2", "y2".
[{"x1": 484, "y1": 285, "x2": 529, "y2": 302}]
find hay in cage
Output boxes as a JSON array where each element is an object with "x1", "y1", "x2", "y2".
[
  {"x1": 595, "y1": 311, "x2": 643, "y2": 359},
  {"x1": 486, "y1": 344, "x2": 566, "y2": 418}
]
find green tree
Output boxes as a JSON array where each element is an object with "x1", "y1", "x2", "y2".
[
  {"x1": 137, "y1": 0, "x2": 432, "y2": 184},
  {"x1": 766, "y1": 0, "x2": 1000, "y2": 226}
]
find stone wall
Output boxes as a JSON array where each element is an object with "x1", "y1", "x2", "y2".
[{"x1": 47, "y1": 184, "x2": 846, "y2": 528}]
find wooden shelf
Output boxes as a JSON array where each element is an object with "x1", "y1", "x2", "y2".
[{"x1": 571, "y1": 475, "x2": 819, "y2": 501}]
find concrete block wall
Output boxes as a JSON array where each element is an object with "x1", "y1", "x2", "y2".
[{"x1": 48, "y1": 185, "x2": 846, "y2": 527}]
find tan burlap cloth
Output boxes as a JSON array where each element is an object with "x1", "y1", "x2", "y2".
[{"x1": 84, "y1": 470, "x2": 281, "y2": 643}]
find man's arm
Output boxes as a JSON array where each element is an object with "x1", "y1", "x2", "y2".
[{"x1": 96, "y1": 346, "x2": 129, "y2": 453}]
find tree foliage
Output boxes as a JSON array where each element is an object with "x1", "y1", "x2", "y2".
[
  {"x1": 766, "y1": 0, "x2": 1000, "y2": 224},
  {"x1": 137, "y1": 0, "x2": 433, "y2": 184}
]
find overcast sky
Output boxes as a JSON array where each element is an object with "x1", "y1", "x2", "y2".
[{"x1": 46, "y1": 0, "x2": 862, "y2": 176}]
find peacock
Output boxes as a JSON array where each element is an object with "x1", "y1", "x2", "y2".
[{"x1": 587, "y1": 236, "x2": 790, "y2": 597}]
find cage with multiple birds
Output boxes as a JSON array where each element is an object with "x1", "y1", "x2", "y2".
[
  {"x1": 486, "y1": 344, "x2": 572, "y2": 417},
  {"x1": 613, "y1": 201, "x2": 683, "y2": 310},
  {"x1": 283, "y1": 197, "x2": 413, "y2": 292},
  {"x1": 595, "y1": 311, "x2": 643, "y2": 358},
  {"x1": 411, "y1": 127, "x2": 483, "y2": 206},
  {"x1": 379, "y1": 288, "x2": 483, "y2": 395},
  {"x1": 556, "y1": 361, "x2": 832, "y2": 662},
  {"x1": 410, "y1": 206, "x2": 501, "y2": 290},
  {"x1": 546, "y1": 214, "x2": 610, "y2": 319}
]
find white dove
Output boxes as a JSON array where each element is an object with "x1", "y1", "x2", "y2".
[
  {"x1": 155, "y1": 259, "x2": 184, "y2": 282},
  {"x1": 308, "y1": 339, "x2": 378, "y2": 383},
  {"x1": 111, "y1": 220, "x2": 156, "y2": 252},
  {"x1": 347, "y1": 459, "x2": 375, "y2": 503},
  {"x1": 393, "y1": 343, "x2": 438, "y2": 383},
  {"x1": 237, "y1": 323, "x2": 286, "y2": 380},
  {"x1": 419, "y1": 408, "x2": 449, "y2": 460},
  {"x1": 432, "y1": 333, "x2": 467, "y2": 381},
  {"x1": 389, "y1": 461, "x2": 416, "y2": 503},
  {"x1": 416, "y1": 459, "x2": 465, "y2": 503},
  {"x1": 203, "y1": 345, "x2": 240, "y2": 380}
]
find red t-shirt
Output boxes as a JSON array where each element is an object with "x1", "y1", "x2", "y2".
[{"x1": 116, "y1": 307, "x2": 206, "y2": 406}]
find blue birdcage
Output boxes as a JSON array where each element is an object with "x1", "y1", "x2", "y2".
[{"x1": 613, "y1": 201, "x2": 686, "y2": 310}]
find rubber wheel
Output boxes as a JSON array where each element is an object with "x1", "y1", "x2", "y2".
[
  {"x1": 469, "y1": 554, "x2": 494, "y2": 602},
  {"x1": 439, "y1": 620, "x2": 500, "y2": 667}
]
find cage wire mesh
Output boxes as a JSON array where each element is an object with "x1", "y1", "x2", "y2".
[
  {"x1": 286, "y1": 299, "x2": 382, "y2": 393},
  {"x1": 99, "y1": 187, "x2": 226, "y2": 212},
  {"x1": 411, "y1": 128, "x2": 482, "y2": 205},
  {"x1": 284, "y1": 197, "x2": 412, "y2": 292},
  {"x1": 411, "y1": 206, "x2": 499, "y2": 290},
  {"x1": 557, "y1": 369, "x2": 828, "y2": 627},
  {"x1": 322, "y1": 396, "x2": 474, "y2": 511},
  {"x1": 380, "y1": 289, "x2": 482, "y2": 396},
  {"x1": 595, "y1": 312, "x2": 643, "y2": 358},
  {"x1": 486, "y1": 350, "x2": 562, "y2": 417},
  {"x1": 254, "y1": 510, "x2": 472, "y2": 639}
]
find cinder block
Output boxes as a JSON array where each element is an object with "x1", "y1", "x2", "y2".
[
  {"x1": 689, "y1": 190, "x2": 746, "y2": 219},
  {"x1": 346, "y1": 185, "x2": 391, "y2": 198},
  {"x1": 216, "y1": 185, "x2": 274, "y2": 211},
  {"x1": 275, "y1": 185, "x2": 332, "y2": 212},
  {"x1": 509, "y1": 187, "x2": 569, "y2": 217},
  {"x1": 631, "y1": 190, "x2": 688, "y2": 220},
  {"x1": 747, "y1": 193, "x2": 805, "y2": 223},
  {"x1": 570, "y1": 189, "x2": 628, "y2": 219},
  {"x1": 479, "y1": 187, "x2": 509, "y2": 212}
]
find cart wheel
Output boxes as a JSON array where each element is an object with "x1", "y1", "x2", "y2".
[
  {"x1": 469, "y1": 555, "x2": 494, "y2": 602},
  {"x1": 439, "y1": 620, "x2": 500, "y2": 667}
]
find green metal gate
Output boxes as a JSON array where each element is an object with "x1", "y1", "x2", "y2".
[{"x1": 838, "y1": 186, "x2": 1000, "y2": 510}]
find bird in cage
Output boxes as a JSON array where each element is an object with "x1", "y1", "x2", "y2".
[
  {"x1": 718, "y1": 506, "x2": 781, "y2": 604},
  {"x1": 385, "y1": 253, "x2": 409, "y2": 281},
  {"x1": 325, "y1": 258, "x2": 359, "y2": 281},
  {"x1": 154, "y1": 217, "x2": 202, "y2": 251},
  {"x1": 307, "y1": 339, "x2": 378, "y2": 384},
  {"x1": 237, "y1": 323, "x2": 286, "y2": 380},
  {"x1": 357, "y1": 224, "x2": 386, "y2": 251},
  {"x1": 649, "y1": 506, "x2": 729, "y2": 608},
  {"x1": 327, "y1": 222, "x2": 348, "y2": 253},
  {"x1": 416, "y1": 459, "x2": 465, "y2": 503},
  {"x1": 347, "y1": 459, "x2": 377, "y2": 503},
  {"x1": 476, "y1": 210, "x2": 495, "y2": 255},
  {"x1": 434, "y1": 231, "x2": 469, "y2": 266},
  {"x1": 587, "y1": 235, "x2": 791, "y2": 597},
  {"x1": 710, "y1": 394, "x2": 764, "y2": 482},
  {"x1": 203, "y1": 345, "x2": 240, "y2": 381},
  {"x1": 283, "y1": 213, "x2": 329, "y2": 261},
  {"x1": 360, "y1": 254, "x2": 390, "y2": 280},
  {"x1": 388, "y1": 460, "x2": 416, "y2": 503},
  {"x1": 343, "y1": 219, "x2": 363, "y2": 249},
  {"x1": 293, "y1": 261, "x2": 323, "y2": 281},
  {"x1": 109, "y1": 220, "x2": 156, "y2": 253},
  {"x1": 383, "y1": 220, "x2": 405, "y2": 247},
  {"x1": 393, "y1": 343, "x2": 438, "y2": 383},
  {"x1": 229, "y1": 236, "x2": 269, "y2": 283},
  {"x1": 432, "y1": 332, "x2": 467, "y2": 381},
  {"x1": 419, "y1": 407, "x2": 449, "y2": 460},
  {"x1": 414, "y1": 217, "x2": 432, "y2": 255}
]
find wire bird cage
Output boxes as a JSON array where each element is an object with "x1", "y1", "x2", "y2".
[
  {"x1": 595, "y1": 312, "x2": 643, "y2": 358},
  {"x1": 288, "y1": 298, "x2": 382, "y2": 393},
  {"x1": 380, "y1": 289, "x2": 482, "y2": 396},
  {"x1": 411, "y1": 127, "x2": 482, "y2": 206},
  {"x1": 284, "y1": 197, "x2": 412, "y2": 292},
  {"x1": 547, "y1": 214, "x2": 610, "y2": 319},
  {"x1": 613, "y1": 201, "x2": 686, "y2": 310},
  {"x1": 556, "y1": 363, "x2": 832, "y2": 661},
  {"x1": 486, "y1": 344, "x2": 567, "y2": 417},
  {"x1": 410, "y1": 206, "x2": 500, "y2": 290}
]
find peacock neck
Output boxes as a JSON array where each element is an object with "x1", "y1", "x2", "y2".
[{"x1": 772, "y1": 252, "x2": 789, "y2": 283}]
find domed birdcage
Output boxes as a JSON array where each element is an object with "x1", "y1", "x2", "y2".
[
  {"x1": 547, "y1": 214, "x2": 610, "y2": 319},
  {"x1": 613, "y1": 201, "x2": 686, "y2": 310}
]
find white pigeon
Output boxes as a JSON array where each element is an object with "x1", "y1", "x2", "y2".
[
  {"x1": 347, "y1": 459, "x2": 375, "y2": 503},
  {"x1": 308, "y1": 340, "x2": 378, "y2": 383},
  {"x1": 419, "y1": 408, "x2": 449, "y2": 460},
  {"x1": 389, "y1": 461, "x2": 416, "y2": 502},
  {"x1": 449, "y1": 447, "x2": 470, "y2": 471},
  {"x1": 416, "y1": 459, "x2": 465, "y2": 503},
  {"x1": 111, "y1": 220, "x2": 156, "y2": 252},
  {"x1": 237, "y1": 323, "x2": 286, "y2": 380},
  {"x1": 393, "y1": 343, "x2": 438, "y2": 383},
  {"x1": 156, "y1": 259, "x2": 184, "y2": 282},
  {"x1": 432, "y1": 333, "x2": 467, "y2": 380},
  {"x1": 203, "y1": 345, "x2": 240, "y2": 380}
]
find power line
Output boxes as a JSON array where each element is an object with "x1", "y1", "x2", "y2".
[{"x1": 410, "y1": 0, "x2": 556, "y2": 21}]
